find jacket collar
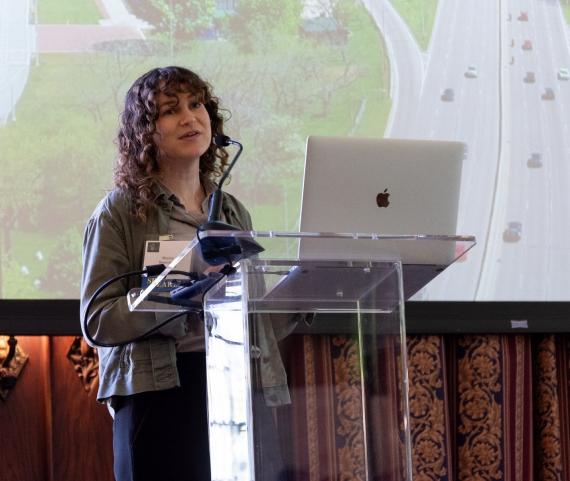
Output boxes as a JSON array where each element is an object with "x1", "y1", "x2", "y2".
[{"x1": 152, "y1": 177, "x2": 217, "y2": 205}]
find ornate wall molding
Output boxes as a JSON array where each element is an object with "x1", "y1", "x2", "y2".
[
  {"x1": 0, "y1": 335, "x2": 29, "y2": 401},
  {"x1": 67, "y1": 336, "x2": 99, "y2": 393}
]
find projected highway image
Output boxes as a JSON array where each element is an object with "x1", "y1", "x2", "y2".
[
  {"x1": 389, "y1": 0, "x2": 570, "y2": 301},
  {"x1": 1, "y1": 0, "x2": 569, "y2": 301}
]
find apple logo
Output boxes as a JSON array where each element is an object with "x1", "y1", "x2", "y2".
[{"x1": 376, "y1": 188, "x2": 390, "y2": 208}]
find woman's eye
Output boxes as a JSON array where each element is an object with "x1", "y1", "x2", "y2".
[
  {"x1": 191, "y1": 101, "x2": 202, "y2": 109},
  {"x1": 161, "y1": 108, "x2": 175, "y2": 115}
]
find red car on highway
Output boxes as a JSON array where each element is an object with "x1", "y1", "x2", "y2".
[{"x1": 541, "y1": 88, "x2": 555, "y2": 100}]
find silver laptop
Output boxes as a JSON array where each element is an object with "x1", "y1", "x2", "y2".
[
  {"x1": 298, "y1": 136, "x2": 466, "y2": 265},
  {"x1": 258, "y1": 136, "x2": 466, "y2": 304}
]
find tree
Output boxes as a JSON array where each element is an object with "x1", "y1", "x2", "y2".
[
  {"x1": 41, "y1": 226, "x2": 83, "y2": 297},
  {"x1": 229, "y1": 0, "x2": 302, "y2": 52},
  {"x1": 149, "y1": 0, "x2": 217, "y2": 43},
  {"x1": 0, "y1": 123, "x2": 43, "y2": 297}
]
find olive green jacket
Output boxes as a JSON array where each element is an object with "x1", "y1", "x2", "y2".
[{"x1": 80, "y1": 186, "x2": 290, "y2": 406}]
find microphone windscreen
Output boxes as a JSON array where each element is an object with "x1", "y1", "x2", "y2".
[{"x1": 213, "y1": 134, "x2": 231, "y2": 147}]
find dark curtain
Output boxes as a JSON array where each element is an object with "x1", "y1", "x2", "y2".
[
  {"x1": 277, "y1": 334, "x2": 570, "y2": 481},
  {"x1": 3, "y1": 334, "x2": 567, "y2": 480}
]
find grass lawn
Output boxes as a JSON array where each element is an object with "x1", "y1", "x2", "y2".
[
  {"x1": 1, "y1": 4, "x2": 391, "y2": 295},
  {"x1": 2, "y1": 231, "x2": 59, "y2": 299},
  {"x1": 38, "y1": 0, "x2": 103, "y2": 24},
  {"x1": 246, "y1": 7, "x2": 391, "y2": 232},
  {"x1": 389, "y1": 0, "x2": 439, "y2": 51},
  {"x1": 300, "y1": 7, "x2": 390, "y2": 138}
]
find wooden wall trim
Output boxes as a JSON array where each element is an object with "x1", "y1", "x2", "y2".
[
  {"x1": 1, "y1": 300, "x2": 570, "y2": 334},
  {"x1": 42, "y1": 337, "x2": 54, "y2": 481}
]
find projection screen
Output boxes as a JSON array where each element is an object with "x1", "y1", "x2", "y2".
[{"x1": 1, "y1": 0, "x2": 569, "y2": 301}]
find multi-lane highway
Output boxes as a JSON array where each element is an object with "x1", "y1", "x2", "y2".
[
  {"x1": 365, "y1": 0, "x2": 570, "y2": 301},
  {"x1": 412, "y1": 0, "x2": 500, "y2": 300},
  {"x1": 481, "y1": 0, "x2": 570, "y2": 300}
]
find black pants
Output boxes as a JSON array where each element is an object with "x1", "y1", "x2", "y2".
[{"x1": 113, "y1": 352, "x2": 211, "y2": 481}]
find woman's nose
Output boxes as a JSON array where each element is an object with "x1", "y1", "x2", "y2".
[{"x1": 179, "y1": 105, "x2": 196, "y2": 124}]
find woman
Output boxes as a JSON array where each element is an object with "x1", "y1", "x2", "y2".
[{"x1": 80, "y1": 66, "x2": 253, "y2": 481}]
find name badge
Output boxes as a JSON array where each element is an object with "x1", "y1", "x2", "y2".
[{"x1": 142, "y1": 239, "x2": 192, "y2": 290}]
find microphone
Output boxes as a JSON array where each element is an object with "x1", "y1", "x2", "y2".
[
  {"x1": 205, "y1": 134, "x2": 243, "y2": 228},
  {"x1": 198, "y1": 134, "x2": 264, "y2": 265}
]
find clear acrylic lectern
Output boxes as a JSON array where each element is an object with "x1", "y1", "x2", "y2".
[{"x1": 128, "y1": 231, "x2": 475, "y2": 481}]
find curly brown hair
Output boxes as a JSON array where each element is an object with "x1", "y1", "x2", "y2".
[{"x1": 114, "y1": 66, "x2": 229, "y2": 220}]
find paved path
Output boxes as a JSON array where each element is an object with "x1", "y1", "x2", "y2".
[
  {"x1": 36, "y1": 25, "x2": 143, "y2": 53},
  {"x1": 36, "y1": 0, "x2": 149, "y2": 53}
]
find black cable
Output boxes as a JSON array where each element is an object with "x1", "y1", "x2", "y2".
[
  {"x1": 83, "y1": 265, "x2": 199, "y2": 348},
  {"x1": 84, "y1": 311, "x2": 191, "y2": 349},
  {"x1": 200, "y1": 263, "x2": 236, "y2": 298},
  {"x1": 209, "y1": 334, "x2": 243, "y2": 346},
  {"x1": 83, "y1": 263, "x2": 237, "y2": 348}
]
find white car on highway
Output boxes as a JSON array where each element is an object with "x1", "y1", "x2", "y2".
[
  {"x1": 558, "y1": 68, "x2": 569, "y2": 81},
  {"x1": 464, "y1": 65, "x2": 478, "y2": 79}
]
